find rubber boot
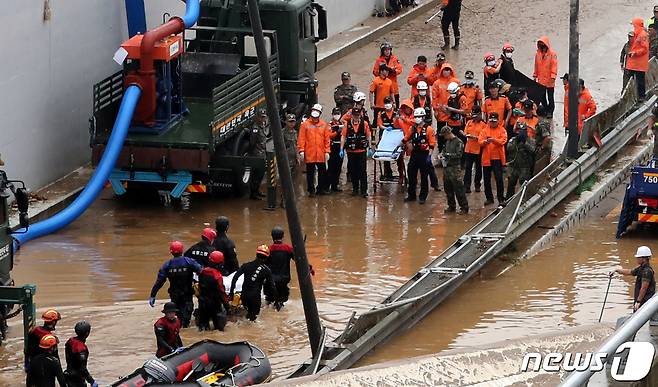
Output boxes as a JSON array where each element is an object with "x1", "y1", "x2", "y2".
[
  {"x1": 452, "y1": 37, "x2": 460, "y2": 49},
  {"x1": 441, "y1": 36, "x2": 450, "y2": 50}
]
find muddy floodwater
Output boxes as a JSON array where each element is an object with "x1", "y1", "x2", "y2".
[{"x1": 1, "y1": 0, "x2": 655, "y2": 385}]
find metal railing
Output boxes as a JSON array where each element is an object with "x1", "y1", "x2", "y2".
[{"x1": 560, "y1": 295, "x2": 658, "y2": 386}]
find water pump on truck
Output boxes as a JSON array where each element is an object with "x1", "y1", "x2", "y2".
[
  {"x1": 616, "y1": 157, "x2": 658, "y2": 238},
  {"x1": 89, "y1": 0, "x2": 327, "y2": 206},
  {"x1": 0, "y1": 154, "x2": 37, "y2": 352}
]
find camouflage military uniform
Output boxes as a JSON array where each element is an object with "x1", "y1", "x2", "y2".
[
  {"x1": 506, "y1": 135, "x2": 535, "y2": 199},
  {"x1": 442, "y1": 137, "x2": 468, "y2": 211},
  {"x1": 283, "y1": 125, "x2": 298, "y2": 170},
  {"x1": 247, "y1": 124, "x2": 267, "y2": 198},
  {"x1": 534, "y1": 118, "x2": 552, "y2": 167},
  {"x1": 334, "y1": 84, "x2": 357, "y2": 114}
]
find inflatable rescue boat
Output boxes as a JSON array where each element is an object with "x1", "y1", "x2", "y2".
[{"x1": 111, "y1": 340, "x2": 271, "y2": 386}]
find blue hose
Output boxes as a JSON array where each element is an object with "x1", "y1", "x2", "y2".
[
  {"x1": 182, "y1": 0, "x2": 200, "y2": 28},
  {"x1": 13, "y1": 86, "x2": 142, "y2": 249}
]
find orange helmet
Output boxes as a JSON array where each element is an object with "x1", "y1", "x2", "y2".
[
  {"x1": 39, "y1": 334, "x2": 58, "y2": 349},
  {"x1": 42, "y1": 309, "x2": 61, "y2": 323},
  {"x1": 169, "y1": 241, "x2": 184, "y2": 255},
  {"x1": 202, "y1": 228, "x2": 217, "y2": 242},
  {"x1": 484, "y1": 52, "x2": 495, "y2": 62},
  {"x1": 209, "y1": 251, "x2": 224, "y2": 265},
  {"x1": 256, "y1": 244, "x2": 270, "y2": 258},
  {"x1": 502, "y1": 43, "x2": 514, "y2": 52}
]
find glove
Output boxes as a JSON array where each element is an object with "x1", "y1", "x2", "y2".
[
  {"x1": 299, "y1": 152, "x2": 305, "y2": 160},
  {"x1": 367, "y1": 148, "x2": 374, "y2": 158},
  {"x1": 91, "y1": 382, "x2": 99, "y2": 387},
  {"x1": 385, "y1": 126, "x2": 393, "y2": 132},
  {"x1": 339, "y1": 149, "x2": 345, "y2": 158},
  {"x1": 148, "y1": 297, "x2": 155, "y2": 307},
  {"x1": 325, "y1": 153, "x2": 330, "y2": 162}
]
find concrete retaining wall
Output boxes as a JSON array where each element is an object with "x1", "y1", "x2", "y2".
[
  {"x1": 316, "y1": 0, "x2": 379, "y2": 38},
  {"x1": 0, "y1": 0, "x2": 126, "y2": 190}
]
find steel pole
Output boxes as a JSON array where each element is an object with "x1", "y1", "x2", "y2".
[
  {"x1": 245, "y1": 0, "x2": 323, "y2": 356},
  {"x1": 567, "y1": 0, "x2": 580, "y2": 158}
]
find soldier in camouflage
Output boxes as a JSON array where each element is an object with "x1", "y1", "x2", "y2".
[
  {"x1": 246, "y1": 109, "x2": 269, "y2": 200},
  {"x1": 440, "y1": 126, "x2": 469, "y2": 214},
  {"x1": 334, "y1": 72, "x2": 358, "y2": 114},
  {"x1": 505, "y1": 122, "x2": 536, "y2": 199},
  {"x1": 534, "y1": 107, "x2": 553, "y2": 170},
  {"x1": 283, "y1": 114, "x2": 299, "y2": 171}
]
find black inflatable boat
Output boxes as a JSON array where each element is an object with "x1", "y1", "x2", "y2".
[{"x1": 112, "y1": 340, "x2": 271, "y2": 386}]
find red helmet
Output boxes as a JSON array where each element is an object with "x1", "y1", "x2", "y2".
[
  {"x1": 202, "y1": 228, "x2": 217, "y2": 242},
  {"x1": 484, "y1": 52, "x2": 495, "y2": 62},
  {"x1": 256, "y1": 244, "x2": 270, "y2": 257},
  {"x1": 169, "y1": 241, "x2": 184, "y2": 255},
  {"x1": 39, "y1": 334, "x2": 59, "y2": 349},
  {"x1": 42, "y1": 309, "x2": 61, "y2": 323},
  {"x1": 502, "y1": 43, "x2": 514, "y2": 52},
  {"x1": 209, "y1": 251, "x2": 224, "y2": 265}
]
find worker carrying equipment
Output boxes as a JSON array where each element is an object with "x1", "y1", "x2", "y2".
[
  {"x1": 196, "y1": 251, "x2": 229, "y2": 331},
  {"x1": 229, "y1": 245, "x2": 277, "y2": 321},
  {"x1": 154, "y1": 302, "x2": 183, "y2": 358},
  {"x1": 27, "y1": 335, "x2": 67, "y2": 387},
  {"x1": 185, "y1": 228, "x2": 217, "y2": 267},
  {"x1": 65, "y1": 321, "x2": 98, "y2": 387},
  {"x1": 149, "y1": 241, "x2": 203, "y2": 328},
  {"x1": 265, "y1": 226, "x2": 295, "y2": 310}
]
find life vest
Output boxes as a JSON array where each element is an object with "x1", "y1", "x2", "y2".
[
  {"x1": 379, "y1": 110, "x2": 396, "y2": 128},
  {"x1": 330, "y1": 120, "x2": 342, "y2": 146},
  {"x1": 345, "y1": 120, "x2": 368, "y2": 151},
  {"x1": 413, "y1": 95, "x2": 432, "y2": 119},
  {"x1": 447, "y1": 93, "x2": 464, "y2": 124},
  {"x1": 410, "y1": 124, "x2": 431, "y2": 152}
]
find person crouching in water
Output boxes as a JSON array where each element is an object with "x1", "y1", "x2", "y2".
[
  {"x1": 229, "y1": 245, "x2": 277, "y2": 321},
  {"x1": 197, "y1": 251, "x2": 230, "y2": 331}
]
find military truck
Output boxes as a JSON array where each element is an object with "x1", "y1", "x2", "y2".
[{"x1": 90, "y1": 0, "x2": 327, "y2": 205}]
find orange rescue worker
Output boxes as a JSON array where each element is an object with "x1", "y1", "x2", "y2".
[
  {"x1": 429, "y1": 52, "x2": 449, "y2": 85},
  {"x1": 413, "y1": 81, "x2": 433, "y2": 125},
  {"x1": 377, "y1": 96, "x2": 398, "y2": 179},
  {"x1": 340, "y1": 108, "x2": 373, "y2": 197},
  {"x1": 509, "y1": 88, "x2": 536, "y2": 129},
  {"x1": 445, "y1": 82, "x2": 468, "y2": 143},
  {"x1": 373, "y1": 42, "x2": 403, "y2": 106},
  {"x1": 297, "y1": 104, "x2": 331, "y2": 196},
  {"x1": 402, "y1": 108, "x2": 437, "y2": 204},
  {"x1": 461, "y1": 70, "x2": 484, "y2": 116},
  {"x1": 369, "y1": 64, "x2": 395, "y2": 123},
  {"x1": 516, "y1": 100, "x2": 540, "y2": 138},
  {"x1": 562, "y1": 73, "x2": 569, "y2": 135},
  {"x1": 463, "y1": 106, "x2": 485, "y2": 193},
  {"x1": 533, "y1": 36, "x2": 559, "y2": 118},
  {"x1": 625, "y1": 18, "x2": 649, "y2": 100},
  {"x1": 432, "y1": 63, "x2": 460, "y2": 150},
  {"x1": 483, "y1": 52, "x2": 502, "y2": 96},
  {"x1": 482, "y1": 79, "x2": 512, "y2": 128},
  {"x1": 407, "y1": 55, "x2": 433, "y2": 98},
  {"x1": 577, "y1": 79, "x2": 597, "y2": 135},
  {"x1": 394, "y1": 99, "x2": 416, "y2": 184},
  {"x1": 479, "y1": 112, "x2": 507, "y2": 205}
]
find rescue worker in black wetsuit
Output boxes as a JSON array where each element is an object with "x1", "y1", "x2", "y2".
[
  {"x1": 184, "y1": 227, "x2": 217, "y2": 267},
  {"x1": 64, "y1": 321, "x2": 97, "y2": 387},
  {"x1": 197, "y1": 251, "x2": 230, "y2": 331},
  {"x1": 264, "y1": 226, "x2": 295, "y2": 310},
  {"x1": 26, "y1": 309, "x2": 61, "y2": 374},
  {"x1": 27, "y1": 335, "x2": 67, "y2": 387},
  {"x1": 149, "y1": 241, "x2": 202, "y2": 328},
  {"x1": 214, "y1": 216, "x2": 239, "y2": 275},
  {"x1": 229, "y1": 245, "x2": 277, "y2": 321},
  {"x1": 154, "y1": 302, "x2": 183, "y2": 358}
]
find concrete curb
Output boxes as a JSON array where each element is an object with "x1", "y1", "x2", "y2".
[
  {"x1": 519, "y1": 141, "x2": 654, "y2": 261},
  {"x1": 317, "y1": 0, "x2": 437, "y2": 70}
]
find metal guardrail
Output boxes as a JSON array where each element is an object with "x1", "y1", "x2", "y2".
[
  {"x1": 289, "y1": 62, "x2": 658, "y2": 379},
  {"x1": 560, "y1": 294, "x2": 658, "y2": 387}
]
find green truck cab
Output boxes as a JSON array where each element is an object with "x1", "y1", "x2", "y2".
[{"x1": 90, "y1": 0, "x2": 327, "y2": 204}]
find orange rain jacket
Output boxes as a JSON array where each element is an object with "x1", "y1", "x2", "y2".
[
  {"x1": 577, "y1": 87, "x2": 597, "y2": 134},
  {"x1": 626, "y1": 18, "x2": 649, "y2": 72},
  {"x1": 373, "y1": 55, "x2": 404, "y2": 94},
  {"x1": 478, "y1": 123, "x2": 507, "y2": 166},
  {"x1": 407, "y1": 63, "x2": 433, "y2": 98},
  {"x1": 297, "y1": 118, "x2": 330, "y2": 163},
  {"x1": 464, "y1": 119, "x2": 486, "y2": 155},
  {"x1": 431, "y1": 63, "x2": 460, "y2": 122},
  {"x1": 533, "y1": 36, "x2": 558, "y2": 88}
]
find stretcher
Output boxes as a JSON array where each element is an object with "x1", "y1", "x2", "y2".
[{"x1": 372, "y1": 129, "x2": 405, "y2": 190}]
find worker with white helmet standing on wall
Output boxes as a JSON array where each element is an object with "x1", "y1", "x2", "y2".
[
  {"x1": 401, "y1": 108, "x2": 437, "y2": 204},
  {"x1": 612, "y1": 246, "x2": 656, "y2": 312}
]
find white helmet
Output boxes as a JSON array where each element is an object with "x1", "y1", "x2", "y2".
[
  {"x1": 447, "y1": 82, "x2": 460, "y2": 94},
  {"x1": 353, "y1": 92, "x2": 367, "y2": 102},
  {"x1": 311, "y1": 103, "x2": 323, "y2": 113},
  {"x1": 417, "y1": 81, "x2": 428, "y2": 90},
  {"x1": 413, "y1": 107, "x2": 426, "y2": 117},
  {"x1": 635, "y1": 246, "x2": 652, "y2": 258}
]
